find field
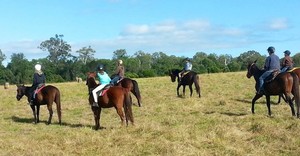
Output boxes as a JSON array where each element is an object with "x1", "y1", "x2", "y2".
[{"x1": 1, "y1": 71, "x2": 300, "y2": 155}]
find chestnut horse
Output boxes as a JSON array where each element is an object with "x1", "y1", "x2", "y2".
[
  {"x1": 113, "y1": 77, "x2": 142, "y2": 107},
  {"x1": 246, "y1": 61, "x2": 300, "y2": 117},
  {"x1": 16, "y1": 85, "x2": 62, "y2": 124},
  {"x1": 86, "y1": 72, "x2": 134, "y2": 130},
  {"x1": 169, "y1": 69, "x2": 201, "y2": 97},
  {"x1": 278, "y1": 67, "x2": 300, "y2": 103}
]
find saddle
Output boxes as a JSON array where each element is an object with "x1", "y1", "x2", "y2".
[
  {"x1": 33, "y1": 84, "x2": 45, "y2": 99},
  {"x1": 265, "y1": 69, "x2": 280, "y2": 83},
  {"x1": 97, "y1": 84, "x2": 111, "y2": 96},
  {"x1": 287, "y1": 67, "x2": 300, "y2": 72},
  {"x1": 181, "y1": 71, "x2": 191, "y2": 77}
]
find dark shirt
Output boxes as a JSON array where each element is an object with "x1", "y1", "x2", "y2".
[
  {"x1": 32, "y1": 72, "x2": 46, "y2": 87},
  {"x1": 264, "y1": 54, "x2": 280, "y2": 71}
]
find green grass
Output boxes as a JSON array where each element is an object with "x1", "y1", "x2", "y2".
[{"x1": 1, "y1": 71, "x2": 300, "y2": 155}]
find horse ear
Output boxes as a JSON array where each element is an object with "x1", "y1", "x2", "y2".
[{"x1": 254, "y1": 60, "x2": 257, "y2": 63}]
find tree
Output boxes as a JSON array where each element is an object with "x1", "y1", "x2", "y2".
[
  {"x1": 237, "y1": 50, "x2": 265, "y2": 70},
  {"x1": 112, "y1": 49, "x2": 128, "y2": 60},
  {"x1": 76, "y1": 46, "x2": 96, "y2": 65},
  {"x1": 0, "y1": 49, "x2": 6, "y2": 66},
  {"x1": 7, "y1": 53, "x2": 32, "y2": 84},
  {"x1": 38, "y1": 34, "x2": 72, "y2": 63}
]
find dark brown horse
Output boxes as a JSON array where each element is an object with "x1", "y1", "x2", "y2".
[
  {"x1": 246, "y1": 61, "x2": 300, "y2": 117},
  {"x1": 16, "y1": 85, "x2": 62, "y2": 124},
  {"x1": 169, "y1": 69, "x2": 201, "y2": 97},
  {"x1": 278, "y1": 67, "x2": 300, "y2": 103},
  {"x1": 86, "y1": 72, "x2": 134, "y2": 130}
]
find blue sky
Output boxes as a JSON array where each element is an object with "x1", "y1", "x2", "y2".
[{"x1": 0, "y1": 0, "x2": 299, "y2": 65}]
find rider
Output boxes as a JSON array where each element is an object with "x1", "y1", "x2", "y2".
[
  {"x1": 258, "y1": 46, "x2": 280, "y2": 94},
  {"x1": 179, "y1": 57, "x2": 192, "y2": 82},
  {"x1": 92, "y1": 64, "x2": 111, "y2": 107},
  {"x1": 110, "y1": 59, "x2": 125, "y2": 85},
  {"x1": 29, "y1": 63, "x2": 46, "y2": 105},
  {"x1": 281, "y1": 50, "x2": 294, "y2": 72}
]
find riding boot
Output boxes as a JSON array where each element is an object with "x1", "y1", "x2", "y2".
[{"x1": 92, "y1": 102, "x2": 99, "y2": 107}]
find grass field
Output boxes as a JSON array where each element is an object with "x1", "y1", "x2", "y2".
[{"x1": 1, "y1": 71, "x2": 300, "y2": 155}]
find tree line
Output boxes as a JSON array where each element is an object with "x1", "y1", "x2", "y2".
[{"x1": 0, "y1": 34, "x2": 299, "y2": 85}]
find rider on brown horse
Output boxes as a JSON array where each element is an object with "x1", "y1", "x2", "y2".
[
  {"x1": 110, "y1": 59, "x2": 125, "y2": 85},
  {"x1": 258, "y1": 46, "x2": 280, "y2": 95},
  {"x1": 29, "y1": 63, "x2": 46, "y2": 105},
  {"x1": 92, "y1": 64, "x2": 111, "y2": 107},
  {"x1": 281, "y1": 50, "x2": 294, "y2": 72}
]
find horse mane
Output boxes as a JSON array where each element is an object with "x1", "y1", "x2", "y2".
[{"x1": 86, "y1": 72, "x2": 98, "y2": 89}]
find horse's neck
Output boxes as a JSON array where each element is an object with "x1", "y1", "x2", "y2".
[
  {"x1": 24, "y1": 86, "x2": 32, "y2": 97},
  {"x1": 253, "y1": 67, "x2": 264, "y2": 81}
]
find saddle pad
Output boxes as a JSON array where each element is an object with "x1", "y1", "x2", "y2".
[
  {"x1": 287, "y1": 67, "x2": 300, "y2": 72},
  {"x1": 35, "y1": 85, "x2": 46, "y2": 94}
]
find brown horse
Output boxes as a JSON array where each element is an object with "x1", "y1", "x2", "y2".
[
  {"x1": 16, "y1": 85, "x2": 62, "y2": 124},
  {"x1": 86, "y1": 72, "x2": 134, "y2": 130},
  {"x1": 91, "y1": 72, "x2": 142, "y2": 107},
  {"x1": 278, "y1": 67, "x2": 300, "y2": 103},
  {"x1": 246, "y1": 60, "x2": 300, "y2": 117},
  {"x1": 115, "y1": 78, "x2": 142, "y2": 107},
  {"x1": 169, "y1": 69, "x2": 201, "y2": 97}
]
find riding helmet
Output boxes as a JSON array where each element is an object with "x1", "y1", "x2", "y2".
[
  {"x1": 267, "y1": 46, "x2": 275, "y2": 53},
  {"x1": 97, "y1": 64, "x2": 104, "y2": 70},
  {"x1": 284, "y1": 50, "x2": 291, "y2": 56},
  {"x1": 35, "y1": 64, "x2": 42, "y2": 71}
]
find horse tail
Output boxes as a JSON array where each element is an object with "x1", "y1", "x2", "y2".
[
  {"x1": 124, "y1": 90, "x2": 134, "y2": 125},
  {"x1": 291, "y1": 72, "x2": 300, "y2": 117},
  {"x1": 193, "y1": 74, "x2": 201, "y2": 98},
  {"x1": 132, "y1": 80, "x2": 142, "y2": 107},
  {"x1": 54, "y1": 87, "x2": 62, "y2": 125}
]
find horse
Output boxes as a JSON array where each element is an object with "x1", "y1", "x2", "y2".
[
  {"x1": 114, "y1": 77, "x2": 142, "y2": 107},
  {"x1": 86, "y1": 72, "x2": 134, "y2": 130},
  {"x1": 16, "y1": 85, "x2": 62, "y2": 124},
  {"x1": 278, "y1": 67, "x2": 300, "y2": 103},
  {"x1": 246, "y1": 60, "x2": 300, "y2": 117},
  {"x1": 168, "y1": 69, "x2": 201, "y2": 97},
  {"x1": 92, "y1": 72, "x2": 142, "y2": 107}
]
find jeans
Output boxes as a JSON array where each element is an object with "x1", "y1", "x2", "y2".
[
  {"x1": 110, "y1": 75, "x2": 121, "y2": 85},
  {"x1": 259, "y1": 70, "x2": 274, "y2": 91}
]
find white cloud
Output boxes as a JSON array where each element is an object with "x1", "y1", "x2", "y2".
[{"x1": 268, "y1": 18, "x2": 289, "y2": 30}]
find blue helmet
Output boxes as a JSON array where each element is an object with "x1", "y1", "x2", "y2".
[
  {"x1": 267, "y1": 46, "x2": 275, "y2": 53},
  {"x1": 284, "y1": 50, "x2": 291, "y2": 56}
]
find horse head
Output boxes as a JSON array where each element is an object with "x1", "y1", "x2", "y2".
[
  {"x1": 169, "y1": 69, "x2": 178, "y2": 82},
  {"x1": 16, "y1": 84, "x2": 26, "y2": 101},
  {"x1": 246, "y1": 60, "x2": 258, "y2": 78},
  {"x1": 86, "y1": 72, "x2": 98, "y2": 93}
]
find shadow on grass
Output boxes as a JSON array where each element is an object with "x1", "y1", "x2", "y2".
[
  {"x1": 10, "y1": 115, "x2": 94, "y2": 129},
  {"x1": 234, "y1": 98, "x2": 280, "y2": 105},
  {"x1": 220, "y1": 112, "x2": 248, "y2": 116}
]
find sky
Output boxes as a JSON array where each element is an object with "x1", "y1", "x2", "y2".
[{"x1": 0, "y1": 0, "x2": 299, "y2": 66}]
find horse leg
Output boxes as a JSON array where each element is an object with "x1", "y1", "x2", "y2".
[
  {"x1": 36, "y1": 105, "x2": 40, "y2": 123},
  {"x1": 251, "y1": 94, "x2": 263, "y2": 114},
  {"x1": 92, "y1": 107, "x2": 101, "y2": 130},
  {"x1": 189, "y1": 85, "x2": 193, "y2": 97},
  {"x1": 115, "y1": 106, "x2": 125, "y2": 126},
  {"x1": 47, "y1": 104, "x2": 53, "y2": 125},
  {"x1": 287, "y1": 95, "x2": 296, "y2": 116},
  {"x1": 183, "y1": 85, "x2": 186, "y2": 97},
  {"x1": 30, "y1": 105, "x2": 37, "y2": 124},
  {"x1": 177, "y1": 84, "x2": 181, "y2": 97},
  {"x1": 266, "y1": 95, "x2": 272, "y2": 116}
]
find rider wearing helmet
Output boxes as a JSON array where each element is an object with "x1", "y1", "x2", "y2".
[
  {"x1": 92, "y1": 64, "x2": 111, "y2": 107},
  {"x1": 258, "y1": 46, "x2": 280, "y2": 94},
  {"x1": 110, "y1": 59, "x2": 125, "y2": 85},
  {"x1": 281, "y1": 50, "x2": 294, "y2": 72},
  {"x1": 29, "y1": 63, "x2": 46, "y2": 105},
  {"x1": 179, "y1": 57, "x2": 193, "y2": 82}
]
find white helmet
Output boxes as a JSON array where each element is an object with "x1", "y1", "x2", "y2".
[
  {"x1": 118, "y1": 59, "x2": 123, "y2": 65},
  {"x1": 35, "y1": 64, "x2": 42, "y2": 71}
]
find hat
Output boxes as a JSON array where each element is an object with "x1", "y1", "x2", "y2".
[
  {"x1": 35, "y1": 64, "x2": 41, "y2": 71},
  {"x1": 284, "y1": 50, "x2": 291, "y2": 55}
]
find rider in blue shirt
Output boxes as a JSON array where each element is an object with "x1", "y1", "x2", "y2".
[
  {"x1": 258, "y1": 46, "x2": 280, "y2": 94},
  {"x1": 92, "y1": 65, "x2": 111, "y2": 107},
  {"x1": 179, "y1": 58, "x2": 192, "y2": 81}
]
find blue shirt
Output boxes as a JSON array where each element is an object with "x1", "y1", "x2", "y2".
[
  {"x1": 264, "y1": 54, "x2": 280, "y2": 71},
  {"x1": 184, "y1": 62, "x2": 192, "y2": 71},
  {"x1": 97, "y1": 72, "x2": 111, "y2": 85}
]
